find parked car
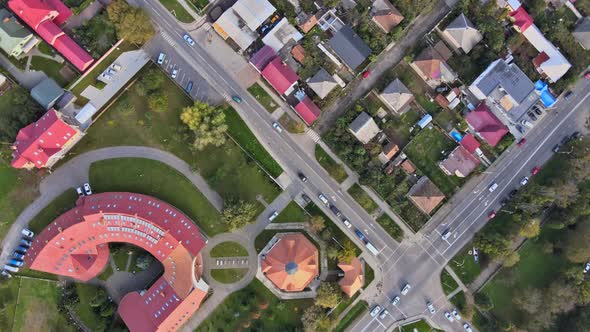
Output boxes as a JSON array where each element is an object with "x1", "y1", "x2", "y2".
[
  {"x1": 157, "y1": 52, "x2": 166, "y2": 65},
  {"x1": 584, "y1": 262, "x2": 590, "y2": 274},
  {"x1": 527, "y1": 111, "x2": 537, "y2": 121},
  {"x1": 3, "y1": 265, "x2": 18, "y2": 273},
  {"x1": 435, "y1": 85, "x2": 449, "y2": 93},
  {"x1": 401, "y1": 283, "x2": 411, "y2": 295},
  {"x1": 531, "y1": 166, "x2": 541, "y2": 175},
  {"x1": 520, "y1": 176, "x2": 529, "y2": 186},
  {"x1": 532, "y1": 105, "x2": 543, "y2": 116},
  {"x1": 362, "y1": 70, "x2": 371, "y2": 78},
  {"x1": 1, "y1": 270, "x2": 11, "y2": 278},
  {"x1": 318, "y1": 194, "x2": 329, "y2": 206},
  {"x1": 516, "y1": 125, "x2": 525, "y2": 134},
  {"x1": 9, "y1": 259, "x2": 23, "y2": 267},
  {"x1": 185, "y1": 81, "x2": 193, "y2": 93},
  {"x1": 379, "y1": 309, "x2": 389, "y2": 319},
  {"x1": 268, "y1": 211, "x2": 279, "y2": 221},
  {"x1": 298, "y1": 172, "x2": 308, "y2": 182},
  {"x1": 272, "y1": 122, "x2": 283, "y2": 133},
  {"x1": 488, "y1": 182, "x2": 499, "y2": 193},
  {"x1": 463, "y1": 323, "x2": 473, "y2": 332},
  {"x1": 391, "y1": 296, "x2": 400, "y2": 305},
  {"x1": 16, "y1": 246, "x2": 28, "y2": 254},
  {"x1": 444, "y1": 311, "x2": 454, "y2": 322},
  {"x1": 21, "y1": 229, "x2": 34, "y2": 238},
  {"x1": 83, "y1": 183, "x2": 92, "y2": 195},
  {"x1": 488, "y1": 211, "x2": 496, "y2": 219},
  {"x1": 452, "y1": 308, "x2": 462, "y2": 320},
  {"x1": 571, "y1": 131, "x2": 582, "y2": 140},
  {"x1": 183, "y1": 34, "x2": 195, "y2": 46},
  {"x1": 473, "y1": 247, "x2": 479, "y2": 262},
  {"x1": 330, "y1": 205, "x2": 342, "y2": 217},
  {"x1": 427, "y1": 302, "x2": 436, "y2": 314},
  {"x1": 561, "y1": 136, "x2": 571, "y2": 145},
  {"x1": 370, "y1": 305, "x2": 382, "y2": 317},
  {"x1": 76, "y1": 187, "x2": 84, "y2": 197},
  {"x1": 342, "y1": 219, "x2": 352, "y2": 228},
  {"x1": 301, "y1": 194, "x2": 311, "y2": 204},
  {"x1": 20, "y1": 239, "x2": 32, "y2": 247},
  {"x1": 517, "y1": 138, "x2": 527, "y2": 147},
  {"x1": 441, "y1": 229, "x2": 451, "y2": 241},
  {"x1": 564, "y1": 90, "x2": 573, "y2": 100},
  {"x1": 171, "y1": 68, "x2": 178, "y2": 79},
  {"x1": 13, "y1": 252, "x2": 24, "y2": 260},
  {"x1": 354, "y1": 229, "x2": 366, "y2": 242},
  {"x1": 232, "y1": 95, "x2": 242, "y2": 103},
  {"x1": 553, "y1": 144, "x2": 561, "y2": 153},
  {"x1": 508, "y1": 189, "x2": 518, "y2": 198},
  {"x1": 521, "y1": 119, "x2": 533, "y2": 129}
]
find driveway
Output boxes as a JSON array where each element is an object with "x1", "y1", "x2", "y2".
[{"x1": 0, "y1": 53, "x2": 47, "y2": 90}]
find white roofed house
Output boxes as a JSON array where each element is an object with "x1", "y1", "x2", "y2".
[
  {"x1": 348, "y1": 112, "x2": 380, "y2": 144},
  {"x1": 441, "y1": 13, "x2": 483, "y2": 54},
  {"x1": 378, "y1": 79, "x2": 414, "y2": 115},
  {"x1": 261, "y1": 18, "x2": 303, "y2": 52},
  {"x1": 212, "y1": 0, "x2": 276, "y2": 50},
  {"x1": 306, "y1": 68, "x2": 345, "y2": 99}
]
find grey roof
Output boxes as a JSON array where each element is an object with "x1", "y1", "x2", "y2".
[
  {"x1": 443, "y1": 13, "x2": 482, "y2": 53},
  {"x1": 31, "y1": 78, "x2": 64, "y2": 109},
  {"x1": 472, "y1": 59, "x2": 534, "y2": 104},
  {"x1": 0, "y1": 9, "x2": 32, "y2": 53},
  {"x1": 307, "y1": 68, "x2": 337, "y2": 99},
  {"x1": 380, "y1": 79, "x2": 413, "y2": 113},
  {"x1": 329, "y1": 25, "x2": 372, "y2": 70},
  {"x1": 348, "y1": 111, "x2": 380, "y2": 144},
  {"x1": 573, "y1": 17, "x2": 590, "y2": 50}
]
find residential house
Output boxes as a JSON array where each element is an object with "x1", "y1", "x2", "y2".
[
  {"x1": 262, "y1": 18, "x2": 303, "y2": 52},
  {"x1": 291, "y1": 44, "x2": 305, "y2": 64},
  {"x1": 338, "y1": 257, "x2": 363, "y2": 297},
  {"x1": 298, "y1": 14, "x2": 317, "y2": 34},
  {"x1": 306, "y1": 67, "x2": 343, "y2": 99},
  {"x1": 469, "y1": 58, "x2": 538, "y2": 122},
  {"x1": 441, "y1": 13, "x2": 483, "y2": 54},
  {"x1": 349, "y1": 112, "x2": 380, "y2": 144},
  {"x1": 573, "y1": 17, "x2": 590, "y2": 50},
  {"x1": 328, "y1": 25, "x2": 372, "y2": 71},
  {"x1": 460, "y1": 133, "x2": 481, "y2": 154},
  {"x1": 11, "y1": 109, "x2": 81, "y2": 169},
  {"x1": 507, "y1": 1, "x2": 571, "y2": 82},
  {"x1": 378, "y1": 78, "x2": 414, "y2": 114},
  {"x1": 261, "y1": 57, "x2": 299, "y2": 96},
  {"x1": 408, "y1": 176, "x2": 445, "y2": 215},
  {"x1": 250, "y1": 45, "x2": 277, "y2": 72},
  {"x1": 318, "y1": 9, "x2": 344, "y2": 32},
  {"x1": 371, "y1": 0, "x2": 404, "y2": 33},
  {"x1": 212, "y1": 0, "x2": 276, "y2": 50},
  {"x1": 464, "y1": 103, "x2": 509, "y2": 147},
  {"x1": 294, "y1": 95, "x2": 321, "y2": 125},
  {"x1": 30, "y1": 77, "x2": 63, "y2": 109},
  {"x1": 8, "y1": 0, "x2": 93, "y2": 71},
  {"x1": 0, "y1": 9, "x2": 37, "y2": 58},
  {"x1": 401, "y1": 159, "x2": 416, "y2": 174},
  {"x1": 439, "y1": 145, "x2": 480, "y2": 177},
  {"x1": 378, "y1": 142, "x2": 399, "y2": 164},
  {"x1": 411, "y1": 42, "x2": 457, "y2": 86}
]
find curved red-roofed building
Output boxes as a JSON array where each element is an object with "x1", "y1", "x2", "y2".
[
  {"x1": 24, "y1": 192, "x2": 209, "y2": 332},
  {"x1": 260, "y1": 233, "x2": 318, "y2": 292}
]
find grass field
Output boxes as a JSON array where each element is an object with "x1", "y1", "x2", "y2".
[
  {"x1": 449, "y1": 244, "x2": 485, "y2": 285},
  {"x1": 247, "y1": 83, "x2": 278, "y2": 113},
  {"x1": 30, "y1": 56, "x2": 70, "y2": 87},
  {"x1": 74, "y1": 283, "x2": 107, "y2": 330},
  {"x1": 315, "y1": 145, "x2": 348, "y2": 183},
  {"x1": 196, "y1": 279, "x2": 313, "y2": 331},
  {"x1": 334, "y1": 300, "x2": 368, "y2": 332},
  {"x1": 382, "y1": 107, "x2": 422, "y2": 148},
  {"x1": 398, "y1": 319, "x2": 443, "y2": 332},
  {"x1": 210, "y1": 268, "x2": 248, "y2": 283},
  {"x1": 89, "y1": 158, "x2": 224, "y2": 235},
  {"x1": 210, "y1": 241, "x2": 248, "y2": 257},
  {"x1": 441, "y1": 268, "x2": 459, "y2": 295},
  {"x1": 0, "y1": 163, "x2": 40, "y2": 241},
  {"x1": 0, "y1": 278, "x2": 19, "y2": 331},
  {"x1": 449, "y1": 290, "x2": 467, "y2": 312},
  {"x1": 28, "y1": 189, "x2": 78, "y2": 234},
  {"x1": 348, "y1": 183, "x2": 379, "y2": 214},
  {"x1": 404, "y1": 127, "x2": 462, "y2": 195},
  {"x1": 274, "y1": 201, "x2": 308, "y2": 223},
  {"x1": 375, "y1": 213, "x2": 404, "y2": 242},
  {"x1": 158, "y1": 0, "x2": 194, "y2": 23}
]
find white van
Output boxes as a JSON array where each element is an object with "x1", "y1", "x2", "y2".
[{"x1": 4, "y1": 265, "x2": 18, "y2": 273}]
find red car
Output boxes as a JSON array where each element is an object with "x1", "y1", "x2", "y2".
[
  {"x1": 517, "y1": 138, "x2": 527, "y2": 147},
  {"x1": 531, "y1": 166, "x2": 541, "y2": 175},
  {"x1": 362, "y1": 70, "x2": 371, "y2": 78},
  {"x1": 488, "y1": 211, "x2": 496, "y2": 219}
]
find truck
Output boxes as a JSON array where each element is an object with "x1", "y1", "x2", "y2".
[{"x1": 366, "y1": 242, "x2": 379, "y2": 256}]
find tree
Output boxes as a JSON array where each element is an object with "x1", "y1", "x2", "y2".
[
  {"x1": 337, "y1": 240, "x2": 357, "y2": 263},
  {"x1": 315, "y1": 282, "x2": 343, "y2": 308},
  {"x1": 503, "y1": 251, "x2": 520, "y2": 267},
  {"x1": 90, "y1": 289, "x2": 107, "y2": 307},
  {"x1": 564, "y1": 221, "x2": 590, "y2": 263},
  {"x1": 327, "y1": 246, "x2": 339, "y2": 260},
  {"x1": 518, "y1": 218, "x2": 540, "y2": 238},
  {"x1": 106, "y1": 0, "x2": 155, "y2": 45},
  {"x1": 513, "y1": 287, "x2": 543, "y2": 314},
  {"x1": 474, "y1": 232, "x2": 512, "y2": 258},
  {"x1": 221, "y1": 199, "x2": 257, "y2": 230},
  {"x1": 147, "y1": 91, "x2": 168, "y2": 113},
  {"x1": 320, "y1": 228, "x2": 332, "y2": 241},
  {"x1": 135, "y1": 253, "x2": 153, "y2": 270},
  {"x1": 301, "y1": 305, "x2": 331, "y2": 332},
  {"x1": 309, "y1": 216, "x2": 326, "y2": 233},
  {"x1": 180, "y1": 101, "x2": 228, "y2": 150},
  {"x1": 474, "y1": 292, "x2": 494, "y2": 311}
]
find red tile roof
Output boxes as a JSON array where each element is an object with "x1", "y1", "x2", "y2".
[
  {"x1": 532, "y1": 51, "x2": 549, "y2": 68},
  {"x1": 439, "y1": 145, "x2": 480, "y2": 177},
  {"x1": 509, "y1": 7, "x2": 533, "y2": 32},
  {"x1": 294, "y1": 96, "x2": 321, "y2": 125},
  {"x1": 11, "y1": 109, "x2": 78, "y2": 169},
  {"x1": 8, "y1": 0, "x2": 93, "y2": 71},
  {"x1": 298, "y1": 14, "x2": 317, "y2": 34},
  {"x1": 338, "y1": 257, "x2": 363, "y2": 297},
  {"x1": 291, "y1": 44, "x2": 306, "y2": 63},
  {"x1": 261, "y1": 57, "x2": 299, "y2": 95},
  {"x1": 464, "y1": 103, "x2": 509, "y2": 147},
  {"x1": 460, "y1": 133, "x2": 480, "y2": 154},
  {"x1": 24, "y1": 192, "x2": 208, "y2": 332}
]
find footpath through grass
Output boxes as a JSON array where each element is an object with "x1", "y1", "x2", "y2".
[
  {"x1": 158, "y1": 0, "x2": 194, "y2": 23},
  {"x1": 247, "y1": 82, "x2": 278, "y2": 113},
  {"x1": 210, "y1": 241, "x2": 248, "y2": 257},
  {"x1": 210, "y1": 268, "x2": 248, "y2": 283},
  {"x1": 315, "y1": 145, "x2": 348, "y2": 183},
  {"x1": 441, "y1": 268, "x2": 459, "y2": 295},
  {"x1": 89, "y1": 158, "x2": 224, "y2": 235}
]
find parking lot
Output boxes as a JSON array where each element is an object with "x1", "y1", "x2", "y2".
[{"x1": 143, "y1": 34, "x2": 224, "y2": 105}]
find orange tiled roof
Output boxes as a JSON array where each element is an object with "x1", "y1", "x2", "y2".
[{"x1": 338, "y1": 257, "x2": 363, "y2": 297}]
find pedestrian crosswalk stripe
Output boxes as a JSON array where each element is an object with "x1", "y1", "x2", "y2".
[{"x1": 307, "y1": 129, "x2": 321, "y2": 142}]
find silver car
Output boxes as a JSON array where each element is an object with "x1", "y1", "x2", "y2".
[{"x1": 370, "y1": 305, "x2": 382, "y2": 317}]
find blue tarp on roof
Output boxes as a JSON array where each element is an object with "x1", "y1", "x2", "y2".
[
  {"x1": 535, "y1": 80, "x2": 556, "y2": 107},
  {"x1": 417, "y1": 114, "x2": 433, "y2": 128}
]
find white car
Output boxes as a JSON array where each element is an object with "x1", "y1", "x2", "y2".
[
  {"x1": 473, "y1": 247, "x2": 479, "y2": 263},
  {"x1": 370, "y1": 305, "x2": 382, "y2": 317},
  {"x1": 391, "y1": 296, "x2": 400, "y2": 305},
  {"x1": 171, "y1": 68, "x2": 178, "y2": 79},
  {"x1": 183, "y1": 34, "x2": 195, "y2": 46},
  {"x1": 342, "y1": 219, "x2": 352, "y2": 228},
  {"x1": 488, "y1": 182, "x2": 498, "y2": 192},
  {"x1": 268, "y1": 211, "x2": 279, "y2": 221},
  {"x1": 83, "y1": 183, "x2": 92, "y2": 195},
  {"x1": 272, "y1": 122, "x2": 283, "y2": 133},
  {"x1": 21, "y1": 228, "x2": 34, "y2": 238},
  {"x1": 444, "y1": 311, "x2": 454, "y2": 322},
  {"x1": 318, "y1": 194, "x2": 329, "y2": 206},
  {"x1": 520, "y1": 176, "x2": 529, "y2": 186},
  {"x1": 441, "y1": 229, "x2": 451, "y2": 241},
  {"x1": 401, "y1": 284, "x2": 411, "y2": 295},
  {"x1": 157, "y1": 52, "x2": 166, "y2": 65},
  {"x1": 379, "y1": 309, "x2": 389, "y2": 319},
  {"x1": 427, "y1": 302, "x2": 436, "y2": 314},
  {"x1": 76, "y1": 187, "x2": 84, "y2": 197},
  {"x1": 463, "y1": 323, "x2": 473, "y2": 332},
  {"x1": 584, "y1": 262, "x2": 590, "y2": 274},
  {"x1": 452, "y1": 308, "x2": 462, "y2": 320}
]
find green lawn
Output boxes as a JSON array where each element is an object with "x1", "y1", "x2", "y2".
[
  {"x1": 247, "y1": 82, "x2": 278, "y2": 113},
  {"x1": 440, "y1": 268, "x2": 459, "y2": 295},
  {"x1": 449, "y1": 290, "x2": 467, "y2": 312},
  {"x1": 347, "y1": 183, "x2": 379, "y2": 214},
  {"x1": 188, "y1": 0, "x2": 209, "y2": 10},
  {"x1": 223, "y1": 107, "x2": 283, "y2": 177},
  {"x1": 210, "y1": 268, "x2": 248, "y2": 283},
  {"x1": 12, "y1": 278, "x2": 75, "y2": 332},
  {"x1": 73, "y1": 283, "x2": 108, "y2": 330},
  {"x1": 68, "y1": 64, "x2": 280, "y2": 211},
  {"x1": 97, "y1": 264, "x2": 114, "y2": 281},
  {"x1": 315, "y1": 145, "x2": 348, "y2": 183},
  {"x1": 365, "y1": 262, "x2": 374, "y2": 287},
  {"x1": 330, "y1": 292, "x2": 360, "y2": 320},
  {"x1": 404, "y1": 127, "x2": 462, "y2": 195},
  {"x1": 210, "y1": 241, "x2": 248, "y2": 257},
  {"x1": 0, "y1": 278, "x2": 20, "y2": 331},
  {"x1": 334, "y1": 300, "x2": 367, "y2": 332},
  {"x1": 28, "y1": 189, "x2": 78, "y2": 234},
  {"x1": 376, "y1": 213, "x2": 404, "y2": 242},
  {"x1": 0, "y1": 163, "x2": 41, "y2": 241},
  {"x1": 196, "y1": 279, "x2": 313, "y2": 331},
  {"x1": 274, "y1": 201, "x2": 308, "y2": 223},
  {"x1": 30, "y1": 57, "x2": 70, "y2": 86},
  {"x1": 383, "y1": 107, "x2": 421, "y2": 148},
  {"x1": 398, "y1": 319, "x2": 443, "y2": 332},
  {"x1": 158, "y1": 0, "x2": 195, "y2": 23},
  {"x1": 89, "y1": 158, "x2": 224, "y2": 235},
  {"x1": 449, "y1": 244, "x2": 484, "y2": 285}
]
